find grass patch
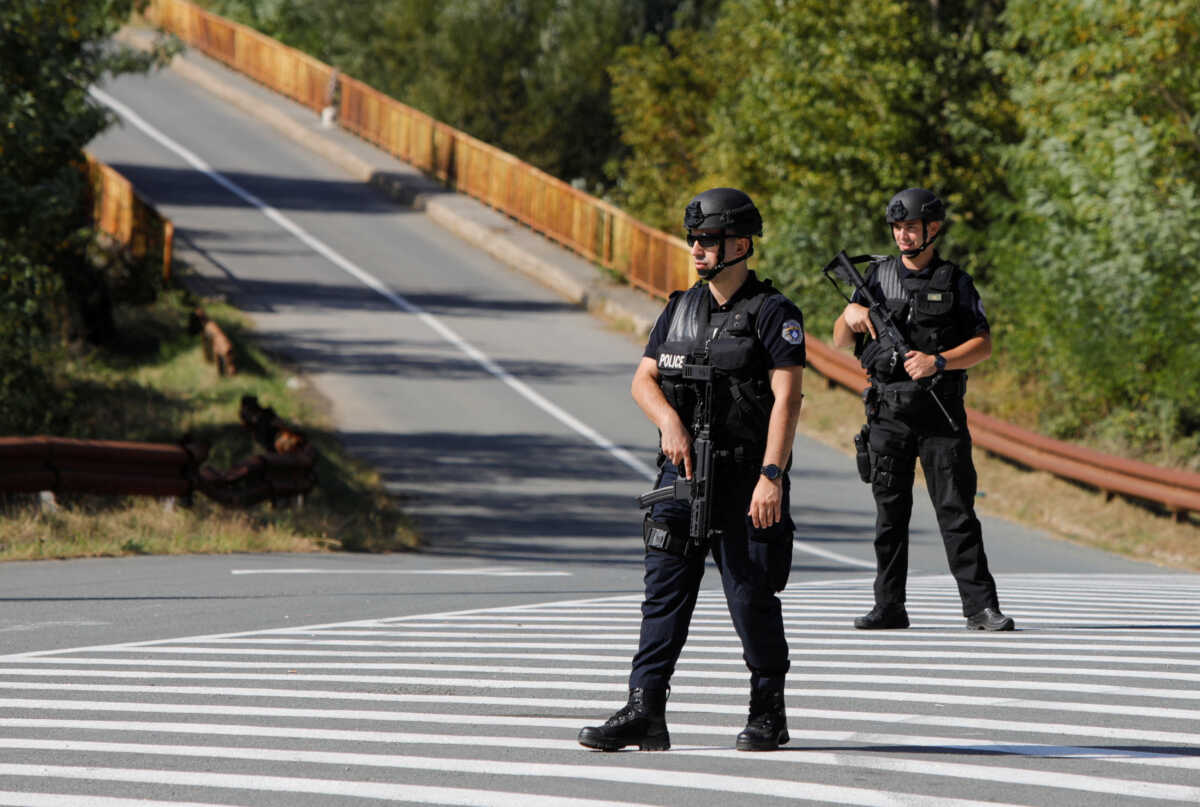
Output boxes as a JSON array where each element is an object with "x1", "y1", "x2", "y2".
[
  {"x1": 0, "y1": 284, "x2": 418, "y2": 561},
  {"x1": 796, "y1": 372, "x2": 1200, "y2": 572}
]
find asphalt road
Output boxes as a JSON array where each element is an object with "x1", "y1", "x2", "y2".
[{"x1": 0, "y1": 43, "x2": 1195, "y2": 807}]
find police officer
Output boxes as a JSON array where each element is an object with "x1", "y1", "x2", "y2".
[
  {"x1": 832, "y1": 187, "x2": 1014, "y2": 632},
  {"x1": 578, "y1": 188, "x2": 806, "y2": 752}
]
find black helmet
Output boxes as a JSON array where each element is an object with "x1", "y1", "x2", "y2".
[
  {"x1": 885, "y1": 187, "x2": 946, "y2": 257},
  {"x1": 885, "y1": 187, "x2": 946, "y2": 224},
  {"x1": 684, "y1": 187, "x2": 763, "y2": 238},
  {"x1": 684, "y1": 187, "x2": 762, "y2": 281}
]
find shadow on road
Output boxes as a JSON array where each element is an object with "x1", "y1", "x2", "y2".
[{"x1": 105, "y1": 163, "x2": 407, "y2": 215}]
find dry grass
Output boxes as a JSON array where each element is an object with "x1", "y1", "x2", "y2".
[
  {"x1": 797, "y1": 372, "x2": 1200, "y2": 573},
  {"x1": 0, "y1": 496, "x2": 330, "y2": 560},
  {"x1": 0, "y1": 288, "x2": 419, "y2": 562}
]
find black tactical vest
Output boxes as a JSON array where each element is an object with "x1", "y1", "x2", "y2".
[
  {"x1": 861, "y1": 256, "x2": 971, "y2": 381},
  {"x1": 655, "y1": 279, "x2": 777, "y2": 452}
]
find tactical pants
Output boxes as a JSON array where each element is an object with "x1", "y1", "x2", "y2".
[
  {"x1": 629, "y1": 459, "x2": 792, "y2": 693},
  {"x1": 867, "y1": 389, "x2": 1000, "y2": 616}
]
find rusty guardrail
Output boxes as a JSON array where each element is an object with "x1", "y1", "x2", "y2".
[
  {"x1": 140, "y1": 0, "x2": 1198, "y2": 521},
  {"x1": 0, "y1": 399, "x2": 317, "y2": 508},
  {"x1": 86, "y1": 153, "x2": 175, "y2": 284},
  {"x1": 0, "y1": 437, "x2": 210, "y2": 498},
  {"x1": 806, "y1": 340, "x2": 1200, "y2": 520}
]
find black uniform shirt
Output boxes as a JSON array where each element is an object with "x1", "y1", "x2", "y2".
[
  {"x1": 643, "y1": 271, "x2": 807, "y2": 368},
  {"x1": 851, "y1": 253, "x2": 990, "y2": 338}
]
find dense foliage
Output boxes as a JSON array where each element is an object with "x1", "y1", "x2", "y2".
[
  {"x1": 986, "y1": 1, "x2": 1200, "y2": 452},
  {"x1": 1, "y1": 0, "x2": 172, "y2": 433}
]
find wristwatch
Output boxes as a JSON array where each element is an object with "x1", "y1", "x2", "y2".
[
  {"x1": 760, "y1": 464, "x2": 782, "y2": 481},
  {"x1": 934, "y1": 353, "x2": 947, "y2": 373}
]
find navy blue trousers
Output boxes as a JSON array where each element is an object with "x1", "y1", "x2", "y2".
[{"x1": 628, "y1": 460, "x2": 793, "y2": 693}]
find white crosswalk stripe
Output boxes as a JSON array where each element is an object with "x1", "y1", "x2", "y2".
[{"x1": 1, "y1": 573, "x2": 1198, "y2": 806}]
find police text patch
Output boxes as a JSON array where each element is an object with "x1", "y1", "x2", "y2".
[{"x1": 658, "y1": 353, "x2": 685, "y2": 370}]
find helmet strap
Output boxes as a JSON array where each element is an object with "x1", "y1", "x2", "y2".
[
  {"x1": 899, "y1": 221, "x2": 941, "y2": 259},
  {"x1": 698, "y1": 236, "x2": 754, "y2": 281}
]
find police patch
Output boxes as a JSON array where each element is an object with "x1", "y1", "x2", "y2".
[{"x1": 782, "y1": 319, "x2": 804, "y2": 345}]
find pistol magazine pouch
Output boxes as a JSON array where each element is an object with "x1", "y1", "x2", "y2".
[{"x1": 643, "y1": 513, "x2": 698, "y2": 557}]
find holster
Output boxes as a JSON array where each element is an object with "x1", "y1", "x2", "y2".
[{"x1": 853, "y1": 424, "x2": 872, "y2": 484}]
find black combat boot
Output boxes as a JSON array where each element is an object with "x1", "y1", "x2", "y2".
[
  {"x1": 578, "y1": 688, "x2": 670, "y2": 751},
  {"x1": 966, "y1": 607, "x2": 1015, "y2": 631},
  {"x1": 735, "y1": 688, "x2": 789, "y2": 751},
  {"x1": 854, "y1": 603, "x2": 910, "y2": 630}
]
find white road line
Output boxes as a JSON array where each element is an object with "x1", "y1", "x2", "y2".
[
  {"x1": 792, "y1": 542, "x2": 878, "y2": 566},
  {"x1": 230, "y1": 566, "x2": 570, "y2": 576},
  {"x1": 0, "y1": 794, "x2": 228, "y2": 807},
  {"x1": 7, "y1": 704, "x2": 1200, "y2": 746},
  {"x1": 7, "y1": 739, "x2": 1200, "y2": 803},
  {"x1": 4, "y1": 681, "x2": 1200, "y2": 720},
  {"x1": 130, "y1": 635, "x2": 1200, "y2": 654},
  {"x1": 89, "y1": 86, "x2": 656, "y2": 484},
  {"x1": 8, "y1": 714, "x2": 1200, "y2": 754},
  {"x1": 2, "y1": 667, "x2": 1197, "y2": 700},
  {"x1": 0, "y1": 764, "x2": 656, "y2": 807},
  {"x1": 792, "y1": 539, "x2": 877, "y2": 568},
  {"x1": 235, "y1": 619, "x2": 1200, "y2": 637},
  {"x1": 0, "y1": 594, "x2": 654, "y2": 661},
  {"x1": 0, "y1": 753, "x2": 1035, "y2": 807},
  {"x1": 7, "y1": 656, "x2": 1198, "y2": 683}
]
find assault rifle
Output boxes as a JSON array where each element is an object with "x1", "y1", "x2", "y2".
[
  {"x1": 823, "y1": 250, "x2": 959, "y2": 432},
  {"x1": 636, "y1": 356, "x2": 718, "y2": 544}
]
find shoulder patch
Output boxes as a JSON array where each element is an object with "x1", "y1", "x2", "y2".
[{"x1": 782, "y1": 319, "x2": 804, "y2": 346}]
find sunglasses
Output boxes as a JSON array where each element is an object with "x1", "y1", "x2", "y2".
[{"x1": 686, "y1": 232, "x2": 725, "y2": 248}]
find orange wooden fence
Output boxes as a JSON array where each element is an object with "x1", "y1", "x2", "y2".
[
  {"x1": 147, "y1": 0, "x2": 332, "y2": 113},
  {"x1": 86, "y1": 154, "x2": 174, "y2": 283}
]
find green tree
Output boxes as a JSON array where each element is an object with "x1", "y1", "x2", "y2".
[
  {"x1": 715, "y1": 1, "x2": 1012, "y2": 315},
  {"x1": 606, "y1": 27, "x2": 719, "y2": 227},
  {"x1": 0, "y1": 0, "x2": 171, "y2": 432},
  {"x1": 405, "y1": 0, "x2": 554, "y2": 163},
  {"x1": 198, "y1": 0, "x2": 441, "y2": 102},
  {"x1": 608, "y1": 0, "x2": 1015, "y2": 328},
  {"x1": 986, "y1": 0, "x2": 1200, "y2": 455}
]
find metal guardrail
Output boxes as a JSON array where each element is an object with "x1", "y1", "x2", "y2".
[
  {"x1": 0, "y1": 437, "x2": 209, "y2": 498},
  {"x1": 0, "y1": 403, "x2": 317, "y2": 508},
  {"x1": 140, "y1": 0, "x2": 1198, "y2": 522},
  {"x1": 806, "y1": 341, "x2": 1200, "y2": 521}
]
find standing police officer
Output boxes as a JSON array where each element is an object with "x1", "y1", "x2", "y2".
[
  {"x1": 832, "y1": 187, "x2": 1014, "y2": 632},
  {"x1": 578, "y1": 188, "x2": 806, "y2": 752}
]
